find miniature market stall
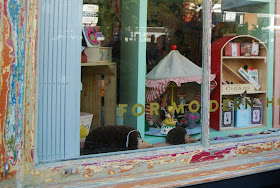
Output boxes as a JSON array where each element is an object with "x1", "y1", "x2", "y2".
[{"x1": 145, "y1": 46, "x2": 217, "y2": 135}]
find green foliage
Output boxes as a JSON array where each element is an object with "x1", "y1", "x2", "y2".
[
  {"x1": 250, "y1": 18, "x2": 266, "y2": 40},
  {"x1": 236, "y1": 22, "x2": 249, "y2": 35}
]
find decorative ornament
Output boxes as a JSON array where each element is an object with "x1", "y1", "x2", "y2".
[
  {"x1": 172, "y1": 45, "x2": 177, "y2": 50},
  {"x1": 85, "y1": 24, "x2": 99, "y2": 45}
]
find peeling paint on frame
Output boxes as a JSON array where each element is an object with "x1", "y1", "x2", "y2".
[
  {"x1": 20, "y1": 137, "x2": 280, "y2": 186},
  {"x1": 0, "y1": 0, "x2": 31, "y2": 184}
]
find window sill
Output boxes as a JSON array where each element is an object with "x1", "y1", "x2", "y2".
[{"x1": 30, "y1": 133, "x2": 280, "y2": 187}]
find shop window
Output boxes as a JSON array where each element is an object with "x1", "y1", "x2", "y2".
[
  {"x1": 37, "y1": 0, "x2": 278, "y2": 162},
  {"x1": 37, "y1": 0, "x2": 154, "y2": 162},
  {"x1": 144, "y1": 1, "x2": 207, "y2": 146},
  {"x1": 209, "y1": 0, "x2": 276, "y2": 142}
]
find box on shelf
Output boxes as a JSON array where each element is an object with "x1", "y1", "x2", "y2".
[
  {"x1": 82, "y1": 17, "x2": 98, "y2": 25},
  {"x1": 80, "y1": 112, "x2": 93, "y2": 135},
  {"x1": 99, "y1": 47, "x2": 112, "y2": 61},
  {"x1": 241, "y1": 42, "x2": 259, "y2": 56},
  {"x1": 234, "y1": 98, "x2": 251, "y2": 128},
  {"x1": 248, "y1": 69, "x2": 259, "y2": 84},
  {"x1": 251, "y1": 106, "x2": 263, "y2": 126},
  {"x1": 238, "y1": 67, "x2": 261, "y2": 90},
  {"x1": 222, "y1": 108, "x2": 234, "y2": 128},
  {"x1": 80, "y1": 112, "x2": 93, "y2": 148},
  {"x1": 83, "y1": 4, "x2": 99, "y2": 12},
  {"x1": 221, "y1": 99, "x2": 234, "y2": 128},
  {"x1": 225, "y1": 42, "x2": 240, "y2": 56},
  {"x1": 84, "y1": 46, "x2": 112, "y2": 62},
  {"x1": 82, "y1": 4, "x2": 99, "y2": 24}
]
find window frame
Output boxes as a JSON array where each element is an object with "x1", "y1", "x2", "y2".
[{"x1": 22, "y1": 0, "x2": 280, "y2": 186}]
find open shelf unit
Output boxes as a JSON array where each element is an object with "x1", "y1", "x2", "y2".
[
  {"x1": 211, "y1": 35, "x2": 268, "y2": 131},
  {"x1": 80, "y1": 62, "x2": 117, "y2": 131}
]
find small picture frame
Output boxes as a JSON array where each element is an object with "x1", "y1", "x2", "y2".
[
  {"x1": 251, "y1": 106, "x2": 263, "y2": 125},
  {"x1": 222, "y1": 109, "x2": 234, "y2": 128},
  {"x1": 248, "y1": 69, "x2": 259, "y2": 84}
]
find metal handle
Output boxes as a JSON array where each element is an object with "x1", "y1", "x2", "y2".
[{"x1": 5, "y1": 161, "x2": 9, "y2": 177}]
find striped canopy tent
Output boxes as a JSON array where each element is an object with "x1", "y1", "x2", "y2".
[{"x1": 145, "y1": 49, "x2": 217, "y2": 123}]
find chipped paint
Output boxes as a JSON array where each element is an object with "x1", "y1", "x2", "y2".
[
  {"x1": 16, "y1": 137, "x2": 280, "y2": 187},
  {"x1": 237, "y1": 140, "x2": 280, "y2": 155},
  {"x1": 1, "y1": 2, "x2": 16, "y2": 182},
  {"x1": 190, "y1": 147, "x2": 237, "y2": 163},
  {"x1": 0, "y1": 0, "x2": 34, "y2": 186}
]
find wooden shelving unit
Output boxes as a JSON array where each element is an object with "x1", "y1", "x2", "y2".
[
  {"x1": 80, "y1": 62, "x2": 117, "y2": 132},
  {"x1": 222, "y1": 56, "x2": 267, "y2": 60},
  {"x1": 211, "y1": 35, "x2": 268, "y2": 131},
  {"x1": 222, "y1": 63, "x2": 247, "y2": 83}
]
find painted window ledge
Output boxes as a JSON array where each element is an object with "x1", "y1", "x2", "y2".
[{"x1": 28, "y1": 133, "x2": 280, "y2": 187}]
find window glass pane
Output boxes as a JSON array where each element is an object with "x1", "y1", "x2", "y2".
[
  {"x1": 81, "y1": 0, "x2": 152, "y2": 155},
  {"x1": 39, "y1": 0, "x2": 280, "y2": 160},
  {"x1": 145, "y1": 0, "x2": 205, "y2": 147},
  {"x1": 81, "y1": 0, "x2": 205, "y2": 155},
  {"x1": 210, "y1": 0, "x2": 278, "y2": 142}
]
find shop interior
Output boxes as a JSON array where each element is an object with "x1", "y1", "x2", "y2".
[{"x1": 80, "y1": 0, "x2": 275, "y2": 155}]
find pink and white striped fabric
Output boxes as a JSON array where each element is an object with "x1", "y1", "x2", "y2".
[
  {"x1": 146, "y1": 85, "x2": 168, "y2": 104},
  {"x1": 191, "y1": 80, "x2": 217, "y2": 109},
  {"x1": 146, "y1": 74, "x2": 216, "y2": 88},
  {"x1": 145, "y1": 85, "x2": 167, "y2": 123},
  {"x1": 145, "y1": 79, "x2": 217, "y2": 123},
  {"x1": 144, "y1": 50, "x2": 217, "y2": 124}
]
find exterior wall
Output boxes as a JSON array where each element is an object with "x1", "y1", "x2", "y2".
[
  {"x1": 1, "y1": 0, "x2": 280, "y2": 187},
  {"x1": 0, "y1": 0, "x2": 38, "y2": 186}
]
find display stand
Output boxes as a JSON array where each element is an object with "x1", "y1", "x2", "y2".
[{"x1": 211, "y1": 35, "x2": 268, "y2": 131}]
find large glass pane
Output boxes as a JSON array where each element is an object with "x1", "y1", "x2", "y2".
[
  {"x1": 209, "y1": 0, "x2": 279, "y2": 142},
  {"x1": 144, "y1": 0, "x2": 205, "y2": 147},
  {"x1": 81, "y1": 0, "x2": 150, "y2": 155},
  {"x1": 81, "y1": 0, "x2": 206, "y2": 155}
]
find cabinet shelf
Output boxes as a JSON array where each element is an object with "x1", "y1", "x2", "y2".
[
  {"x1": 220, "y1": 124, "x2": 266, "y2": 131},
  {"x1": 211, "y1": 35, "x2": 268, "y2": 131},
  {"x1": 222, "y1": 56, "x2": 267, "y2": 60},
  {"x1": 221, "y1": 90, "x2": 266, "y2": 95},
  {"x1": 81, "y1": 62, "x2": 116, "y2": 76},
  {"x1": 81, "y1": 62, "x2": 116, "y2": 66},
  {"x1": 81, "y1": 62, "x2": 117, "y2": 130},
  {"x1": 222, "y1": 63, "x2": 247, "y2": 83}
]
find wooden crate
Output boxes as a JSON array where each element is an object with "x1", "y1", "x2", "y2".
[{"x1": 81, "y1": 62, "x2": 117, "y2": 132}]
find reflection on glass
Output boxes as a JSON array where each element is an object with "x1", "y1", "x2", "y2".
[
  {"x1": 145, "y1": 1, "x2": 204, "y2": 147},
  {"x1": 210, "y1": 0, "x2": 277, "y2": 142}
]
